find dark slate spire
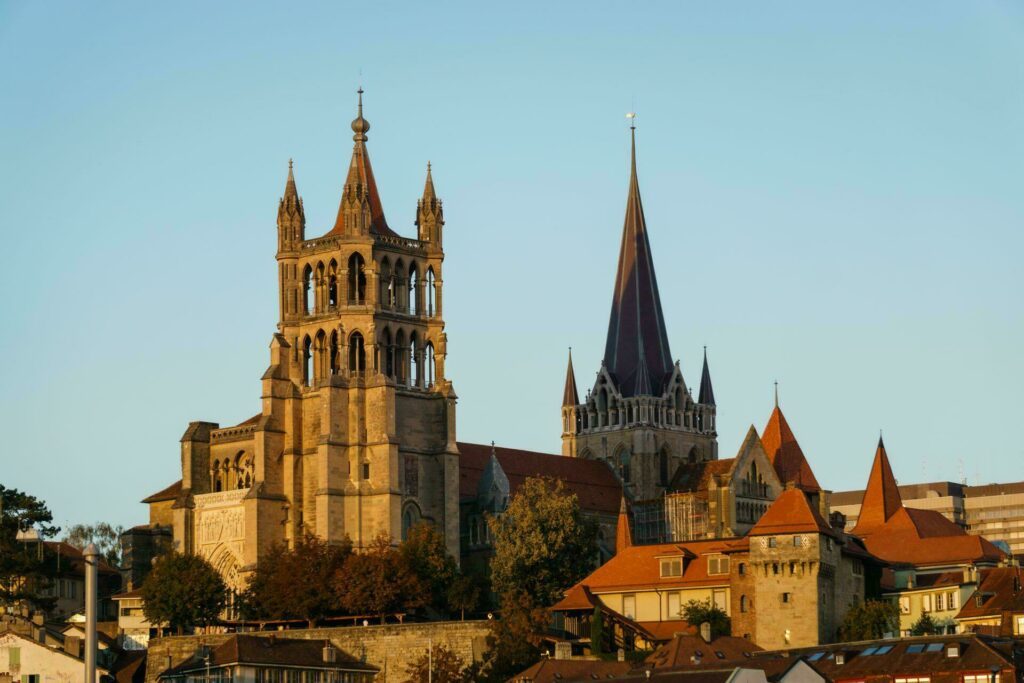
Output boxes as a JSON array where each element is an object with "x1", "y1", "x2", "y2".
[
  {"x1": 698, "y1": 347, "x2": 715, "y2": 406},
  {"x1": 602, "y1": 123, "x2": 673, "y2": 397},
  {"x1": 329, "y1": 88, "x2": 397, "y2": 237},
  {"x1": 562, "y1": 349, "x2": 580, "y2": 407}
]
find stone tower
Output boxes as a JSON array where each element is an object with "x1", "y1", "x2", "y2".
[
  {"x1": 562, "y1": 125, "x2": 717, "y2": 502},
  {"x1": 171, "y1": 91, "x2": 460, "y2": 592}
]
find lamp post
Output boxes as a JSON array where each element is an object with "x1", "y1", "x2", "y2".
[{"x1": 84, "y1": 543, "x2": 98, "y2": 683}]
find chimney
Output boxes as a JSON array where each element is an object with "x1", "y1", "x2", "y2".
[
  {"x1": 835, "y1": 653, "x2": 845, "y2": 666},
  {"x1": 31, "y1": 612, "x2": 44, "y2": 627},
  {"x1": 322, "y1": 643, "x2": 337, "y2": 664},
  {"x1": 700, "y1": 622, "x2": 712, "y2": 643},
  {"x1": 64, "y1": 635, "x2": 82, "y2": 658}
]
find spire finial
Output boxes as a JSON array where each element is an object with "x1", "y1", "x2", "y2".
[
  {"x1": 288, "y1": 158, "x2": 293, "y2": 170},
  {"x1": 351, "y1": 87, "x2": 370, "y2": 142},
  {"x1": 774, "y1": 381, "x2": 779, "y2": 408}
]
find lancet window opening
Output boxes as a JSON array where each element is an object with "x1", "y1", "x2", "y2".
[
  {"x1": 425, "y1": 342, "x2": 435, "y2": 388},
  {"x1": 348, "y1": 253, "x2": 366, "y2": 304},
  {"x1": 302, "y1": 265, "x2": 313, "y2": 315},
  {"x1": 394, "y1": 260, "x2": 407, "y2": 313},
  {"x1": 302, "y1": 335, "x2": 313, "y2": 386},
  {"x1": 425, "y1": 267, "x2": 436, "y2": 317},
  {"x1": 348, "y1": 332, "x2": 366, "y2": 376},
  {"x1": 395, "y1": 329, "x2": 408, "y2": 385},
  {"x1": 408, "y1": 263, "x2": 419, "y2": 316},
  {"x1": 327, "y1": 260, "x2": 338, "y2": 309}
]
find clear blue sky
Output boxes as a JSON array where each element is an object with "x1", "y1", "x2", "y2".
[{"x1": 1, "y1": 2, "x2": 1022, "y2": 531}]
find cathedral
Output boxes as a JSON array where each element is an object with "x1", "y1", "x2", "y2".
[{"x1": 144, "y1": 91, "x2": 740, "y2": 591}]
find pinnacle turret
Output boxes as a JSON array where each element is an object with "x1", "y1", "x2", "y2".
[
  {"x1": 698, "y1": 347, "x2": 715, "y2": 406},
  {"x1": 562, "y1": 349, "x2": 579, "y2": 407},
  {"x1": 416, "y1": 161, "x2": 444, "y2": 245},
  {"x1": 277, "y1": 159, "x2": 305, "y2": 249}
]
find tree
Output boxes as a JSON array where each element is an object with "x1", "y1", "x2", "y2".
[
  {"x1": 405, "y1": 643, "x2": 472, "y2": 683},
  {"x1": 910, "y1": 613, "x2": 937, "y2": 636},
  {"x1": 681, "y1": 599, "x2": 731, "y2": 639},
  {"x1": 63, "y1": 523, "x2": 124, "y2": 567},
  {"x1": 477, "y1": 591, "x2": 546, "y2": 683},
  {"x1": 334, "y1": 534, "x2": 426, "y2": 623},
  {"x1": 838, "y1": 600, "x2": 900, "y2": 641},
  {"x1": 446, "y1": 574, "x2": 480, "y2": 621},
  {"x1": 399, "y1": 523, "x2": 458, "y2": 613},
  {"x1": 590, "y1": 605, "x2": 604, "y2": 655},
  {"x1": 488, "y1": 477, "x2": 597, "y2": 611},
  {"x1": 141, "y1": 552, "x2": 226, "y2": 634},
  {"x1": 243, "y1": 534, "x2": 351, "y2": 627},
  {"x1": 0, "y1": 485, "x2": 60, "y2": 612}
]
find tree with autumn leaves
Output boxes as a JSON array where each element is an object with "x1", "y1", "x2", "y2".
[{"x1": 241, "y1": 525, "x2": 476, "y2": 626}]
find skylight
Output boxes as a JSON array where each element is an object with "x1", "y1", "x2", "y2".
[
  {"x1": 807, "y1": 652, "x2": 825, "y2": 662},
  {"x1": 874, "y1": 645, "x2": 894, "y2": 655},
  {"x1": 926, "y1": 643, "x2": 944, "y2": 653},
  {"x1": 860, "y1": 647, "x2": 879, "y2": 656},
  {"x1": 906, "y1": 644, "x2": 926, "y2": 654}
]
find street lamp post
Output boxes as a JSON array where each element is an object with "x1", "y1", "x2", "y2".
[{"x1": 84, "y1": 544, "x2": 98, "y2": 683}]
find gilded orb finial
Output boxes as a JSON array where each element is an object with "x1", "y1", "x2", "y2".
[{"x1": 351, "y1": 87, "x2": 370, "y2": 141}]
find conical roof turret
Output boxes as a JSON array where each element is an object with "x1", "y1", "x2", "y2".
[
  {"x1": 853, "y1": 436, "x2": 904, "y2": 534},
  {"x1": 329, "y1": 88, "x2": 396, "y2": 237}
]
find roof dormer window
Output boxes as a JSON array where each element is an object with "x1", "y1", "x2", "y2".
[{"x1": 660, "y1": 558, "x2": 683, "y2": 578}]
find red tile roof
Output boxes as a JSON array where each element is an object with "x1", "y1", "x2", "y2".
[
  {"x1": 956, "y1": 567, "x2": 1024, "y2": 620},
  {"x1": 760, "y1": 406, "x2": 820, "y2": 492},
  {"x1": 142, "y1": 479, "x2": 182, "y2": 504},
  {"x1": 566, "y1": 538, "x2": 738, "y2": 594},
  {"x1": 853, "y1": 438, "x2": 903, "y2": 533},
  {"x1": 44, "y1": 541, "x2": 119, "y2": 576},
  {"x1": 849, "y1": 441, "x2": 1005, "y2": 567},
  {"x1": 748, "y1": 488, "x2": 836, "y2": 538},
  {"x1": 458, "y1": 442, "x2": 621, "y2": 515},
  {"x1": 646, "y1": 634, "x2": 762, "y2": 669},
  {"x1": 511, "y1": 659, "x2": 633, "y2": 682},
  {"x1": 669, "y1": 459, "x2": 735, "y2": 493}
]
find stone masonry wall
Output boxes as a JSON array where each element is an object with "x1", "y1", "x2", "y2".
[{"x1": 146, "y1": 621, "x2": 492, "y2": 683}]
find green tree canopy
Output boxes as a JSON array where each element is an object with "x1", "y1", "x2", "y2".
[
  {"x1": 487, "y1": 476, "x2": 597, "y2": 611},
  {"x1": 405, "y1": 643, "x2": 472, "y2": 683},
  {"x1": 334, "y1": 534, "x2": 426, "y2": 622},
  {"x1": 63, "y1": 523, "x2": 125, "y2": 568},
  {"x1": 244, "y1": 534, "x2": 351, "y2": 627},
  {"x1": 681, "y1": 599, "x2": 731, "y2": 639},
  {"x1": 838, "y1": 600, "x2": 900, "y2": 641},
  {"x1": 399, "y1": 523, "x2": 458, "y2": 614},
  {"x1": 446, "y1": 574, "x2": 481, "y2": 621},
  {"x1": 0, "y1": 485, "x2": 60, "y2": 612},
  {"x1": 141, "y1": 552, "x2": 227, "y2": 634},
  {"x1": 910, "y1": 612, "x2": 937, "y2": 636}
]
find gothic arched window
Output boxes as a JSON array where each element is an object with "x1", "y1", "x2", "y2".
[
  {"x1": 348, "y1": 332, "x2": 366, "y2": 376},
  {"x1": 348, "y1": 252, "x2": 366, "y2": 304}
]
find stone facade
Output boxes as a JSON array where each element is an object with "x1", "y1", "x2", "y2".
[
  {"x1": 162, "y1": 92, "x2": 459, "y2": 592},
  {"x1": 145, "y1": 622, "x2": 492, "y2": 683}
]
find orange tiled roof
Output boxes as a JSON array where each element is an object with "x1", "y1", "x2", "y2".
[
  {"x1": 853, "y1": 438, "x2": 903, "y2": 533},
  {"x1": 566, "y1": 538, "x2": 737, "y2": 593},
  {"x1": 957, "y1": 566, "x2": 1024, "y2": 620},
  {"x1": 550, "y1": 584, "x2": 599, "y2": 612},
  {"x1": 748, "y1": 488, "x2": 835, "y2": 537},
  {"x1": 760, "y1": 406, "x2": 820, "y2": 492},
  {"x1": 669, "y1": 458, "x2": 735, "y2": 493},
  {"x1": 849, "y1": 440, "x2": 1005, "y2": 567},
  {"x1": 646, "y1": 634, "x2": 762, "y2": 669},
  {"x1": 457, "y1": 442, "x2": 621, "y2": 515},
  {"x1": 142, "y1": 479, "x2": 182, "y2": 504}
]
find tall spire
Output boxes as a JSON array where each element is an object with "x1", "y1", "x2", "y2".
[
  {"x1": 329, "y1": 88, "x2": 396, "y2": 237},
  {"x1": 562, "y1": 348, "x2": 579, "y2": 407},
  {"x1": 854, "y1": 436, "x2": 903, "y2": 533},
  {"x1": 698, "y1": 347, "x2": 715, "y2": 406},
  {"x1": 602, "y1": 122, "x2": 673, "y2": 397},
  {"x1": 416, "y1": 161, "x2": 444, "y2": 245}
]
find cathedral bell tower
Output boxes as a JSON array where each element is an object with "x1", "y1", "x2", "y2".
[
  {"x1": 267, "y1": 89, "x2": 459, "y2": 558},
  {"x1": 562, "y1": 122, "x2": 717, "y2": 502}
]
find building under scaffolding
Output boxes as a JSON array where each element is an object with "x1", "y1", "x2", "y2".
[{"x1": 632, "y1": 493, "x2": 709, "y2": 544}]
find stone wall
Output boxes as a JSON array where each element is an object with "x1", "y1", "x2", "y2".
[{"x1": 146, "y1": 620, "x2": 492, "y2": 683}]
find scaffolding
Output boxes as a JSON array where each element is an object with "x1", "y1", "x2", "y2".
[{"x1": 632, "y1": 493, "x2": 709, "y2": 544}]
